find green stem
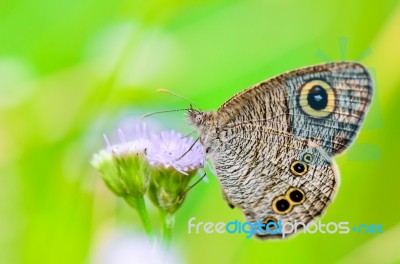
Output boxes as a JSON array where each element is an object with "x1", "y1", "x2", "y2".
[
  {"x1": 125, "y1": 196, "x2": 153, "y2": 237},
  {"x1": 161, "y1": 211, "x2": 175, "y2": 250}
]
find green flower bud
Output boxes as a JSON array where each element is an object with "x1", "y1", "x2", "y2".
[{"x1": 148, "y1": 167, "x2": 197, "y2": 214}]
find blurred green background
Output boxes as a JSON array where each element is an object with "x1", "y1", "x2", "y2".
[{"x1": 1, "y1": 0, "x2": 400, "y2": 263}]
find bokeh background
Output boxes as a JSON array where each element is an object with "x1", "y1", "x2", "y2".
[{"x1": 1, "y1": 0, "x2": 400, "y2": 263}]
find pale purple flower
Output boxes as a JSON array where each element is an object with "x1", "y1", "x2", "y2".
[
  {"x1": 91, "y1": 123, "x2": 151, "y2": 197},
  {"x1": 91, "y1": 124, "x2": 150, "y2": 168},
  {"x1": 146, "y1": 130, "x2": 204, "y2": 175}
]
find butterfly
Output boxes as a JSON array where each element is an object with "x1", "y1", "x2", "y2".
[{"x1": 187, "y1": 62, "x2": 373, "y2": 239}]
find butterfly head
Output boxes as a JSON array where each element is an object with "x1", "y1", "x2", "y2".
[
  {"x1": 187, "y1": 106, "x2": 204, "y2": 126},
  {"x1": 187, "y1": 105, "x2": 214, "y2": 128}
]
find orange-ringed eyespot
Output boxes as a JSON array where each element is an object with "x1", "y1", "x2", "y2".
[
  {"x1": 290, "y1": 160, "x2": 308, "y2": 176},
  {"x1": 298, "y1": 80, "x2": 335, "y2": 118},
  {"x1": 275, "y1": 198, "x2": 290, "y2": 212},
  {"x1": 289, "y1": 189, "x2": 304, "y2": 203}
]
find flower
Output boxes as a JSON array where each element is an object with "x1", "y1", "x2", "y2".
[
  {"x1": 91, "y1": 124, "x2": 151, "y2": 198},
  {"x1": 91, "y1": 123, "x2": 206, "y2": 243},
  {"x1": 146, "y1": 130, "x2": 204, "y2": 175},
  {"x1": 146, "y1": 131, "x2": 205, "y2": 214},
  {"x1": 91, "y1": 123, "x2": 154, "y2": 235}
]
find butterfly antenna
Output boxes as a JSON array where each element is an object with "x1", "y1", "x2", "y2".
[
  {"x1": 157, "y1": 88, "x2": 201, "y2": 110},
  {"x1": 141, "y1": 108, "x2": 188, "y2": 120}
]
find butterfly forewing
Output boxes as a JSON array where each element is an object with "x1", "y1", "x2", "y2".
[{"x1": 217, "y1": 62, "x2": 373, "y2": 156}]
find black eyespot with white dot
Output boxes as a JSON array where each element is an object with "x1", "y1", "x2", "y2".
[
  {"x1": 287, "y1": 188, "x2": 306, "y2": 204},
  {"x1": 289, "y1": 190, "x2": 303, "y2": 203},
  {"x1": 276, "y1": 199, "x2": 290, "y2": 212},
  {"x1": 290, "y1": 160, "x2": 308, "y2": 176},
  {"x1": 272, "y1": 197, "x2": 292, "y2": 214},
  {"x1": 307, "y1": 85, "x2": 328, "y2": 110},
  {"x1": 294, "y1": 162, "x2": 305, "y2": 173},
  {"x1": 298, "y1": 80, "x2": 335, "y2": 118}
]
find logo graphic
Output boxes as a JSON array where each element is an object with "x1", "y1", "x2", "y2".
[{"x1": 188, "y1": 217, "x2": 383, "y2": 238}]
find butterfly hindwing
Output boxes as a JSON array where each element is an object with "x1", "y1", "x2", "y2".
[{"x1": 211, "y1": 127, "x2": 337, "y2": 238}]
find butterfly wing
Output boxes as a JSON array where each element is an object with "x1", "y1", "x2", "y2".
[
  {"x1": 211, "y1": 125, "x2": 337, "y2": 238},
  {"x1": 217, "y1": 62, "x2": 373, "y2": 156},
  {"x1": 204, "y1": 62, "x2": 372, "y2": 238}
]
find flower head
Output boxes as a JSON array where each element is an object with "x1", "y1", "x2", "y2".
[
  {"x1": 91, "y1": 122, "x2": 207, "y2": 238},
  {"x1": 91, "y1": 124, "x2": 151, "y2": 198},
  {"x1": 146, "y1": 130, "x2": 204, "y2": 175},
  {"x1": 146, "y1": 131, "x2": 205, "y2": 214}
]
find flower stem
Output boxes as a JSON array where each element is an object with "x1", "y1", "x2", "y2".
[
  {"x1": 161, "y1": 211, "x2": 175, "y2": 250},
  {"x1": 125, "y1": 196, "x2": 153, "y2": 237}
]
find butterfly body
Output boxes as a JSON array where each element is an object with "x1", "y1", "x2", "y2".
[{"x1": 187, "y1": 62, "x2": 373, "y2": 238}]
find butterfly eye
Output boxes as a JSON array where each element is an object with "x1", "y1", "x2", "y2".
[
  {"x1": 272, "y1": 197, "x2": 292, "y2": 214},
  {"x1": 195, "y1": 115, "x2": 202, "y2": 123},
  {"x1": 298, "y1": 80, "x2": 335, "y2": 118},
  {"x1": 290, "y1": 160, "x2": 308, "y2": 176},
  {"x1": 286, "y1": 188, "x2": 306, "y2": 205},
  {"x1": 302, "y1": 153, "x2": 314, "y2": 164}
]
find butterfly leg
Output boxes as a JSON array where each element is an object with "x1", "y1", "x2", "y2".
[
  {"x1": 175, "y1": 137, "x2": 200, "y2": 161},
  {"x1": 178, "y1": 172, "x2": 207, "y2": 204}
]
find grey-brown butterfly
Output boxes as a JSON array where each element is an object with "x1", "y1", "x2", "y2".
[{"x1": 186, "y1": 62, "x2": 373, "y2": 239}]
